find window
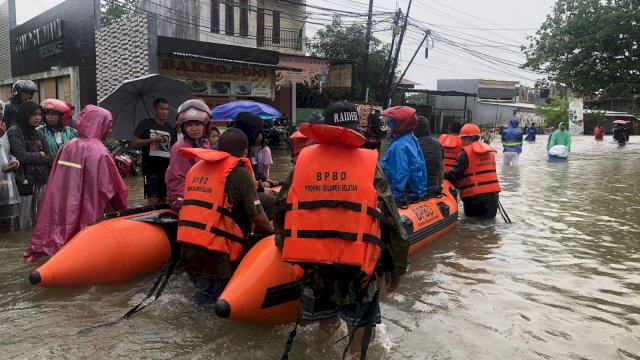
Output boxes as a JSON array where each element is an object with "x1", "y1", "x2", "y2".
[
  {"x1": 257, "y1": 8, "x2": 265, "y2": 46},
  {"x1": 239, "y1": 0, "x2": 248, "y2": 37},
  {"x1": 272, "y1": 11, "x2": 280, "y2": 44},
  {"x1": 211, "y1": 0, "x2": 220, "y2": 33},
  {"x1": 225, "y1": 2, "x2": 234, "y2": 35}
]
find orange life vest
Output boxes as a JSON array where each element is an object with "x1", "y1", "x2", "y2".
[
  {"x1": 439, "y1": 134, "x2": 463, "y2": 171},
  {"x1": 459, "y1": 142, "x2": 501, "y2": 199},
  {"x1": 282, "y1": 124, "x2": 383, "y2": 276},
  {"x1": 290, "y1": 130, "x2": 312, "y2": 165},
  {"x1": 177, "y1": 148, "x2": 255, "y2": 262}
]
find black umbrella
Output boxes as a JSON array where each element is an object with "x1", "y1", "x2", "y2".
[{"x1": 99, "y1": 74, "x2": 194, "y2": 140}]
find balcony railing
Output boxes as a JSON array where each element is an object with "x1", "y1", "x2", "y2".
[{"x1": 257, "y1": 27, "x2": 303, "y2": 51}]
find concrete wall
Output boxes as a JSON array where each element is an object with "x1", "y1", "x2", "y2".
[
  {"x1": 0, "y1": 1, "x2": 11, "y2": 82},
  {"x1": 139, "y1": 0, "x2": 305, "y2": 55},
  {"x1": 436, "y1": 79, "x2": 479, "y2": 110},
  {"x1": 96, "y1": 15, "x2": 153, "y2": 101}
]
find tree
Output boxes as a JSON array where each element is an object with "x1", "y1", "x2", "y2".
[
  {"x1": 522, "y1": 0, "x2": 640, "y2": 98},
  {"x1": 307, "y1": 16, "x2": 391, "y2": 104},
  {"x1": 535, "y1": 96, "x2": 568, "y2": 127},
  {"x1": 405, "y1": 93, "x2": 436, "y2": 107},
  {"x1": 101, "y1": 0, "x2": 138, "y2": 27}
]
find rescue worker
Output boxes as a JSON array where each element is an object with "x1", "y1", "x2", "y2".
[
  {"x1": 444, "y1": 123, "x2": 501, "y2": 219},
  {"x1": 165, "y1": 99, "x2": 211, "y2": 211},
  {"x1": 4, "y1": 80, "x2": 38, "y2": 130},
  {"x1": 593, "y1": 124, "x2": 605, "y2": 140},
  {"x1": 501, "y1": 117, "x2": 523, "y2": 166},
  {"x1": 380, "y1": 106, "x2": 428, "y2": 201},
  {"x1": 177, "y1": 128, "x2": 274, "y2": 306},
  {"x1": 438, "y1": 120, "x2": 463, "y2": 171},
  {"x1": 274, "y1": 101, "x2": 409, "y2": 359},
  {"x1": 37, "y1": 99, "x2": 77, "y2": 156}
]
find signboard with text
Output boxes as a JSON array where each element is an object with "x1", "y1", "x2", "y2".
[
  {"x1": 568, "y1": 97, "x2": 584, "y2": 135},
  {"x1": 277, "y1": 55, "x2": 329, "y2": 89},
  {"x1": 159, "y1": 57, "x2": 274, "y2": 98}
]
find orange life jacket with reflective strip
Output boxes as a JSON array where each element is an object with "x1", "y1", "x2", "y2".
[
  {"x1": 459, "y1": 142, "x2": 501, "y2": 199},
  {"x1": 290, "y1": 131, "x2": 312, "y2": 165},
  {"x1": 438, "y1": 134, "x2": 463, "y2": 171},
  {"x1": 282, "y1": 124, "x2": 383, "y2": 276},
  {"x1": 177, "y1": 148, "x2": 255, "y2": 262}
]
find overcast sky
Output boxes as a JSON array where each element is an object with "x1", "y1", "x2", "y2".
[{"x1": 17, "y1": 0, "x2": 557, "y2": 89}]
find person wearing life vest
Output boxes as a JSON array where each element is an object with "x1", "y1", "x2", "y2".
[
  {"x1": 380, "y1": 106, "x2": 428, "y2": 201},
  {"x1": 274, "y1": 101, "x2": 409, "y2": 359},
  {"x1": 594, "y1": 124, "x2": 605, "y2": 140},
  {"x1": 444, "y1": 123, "x2": 501, "y2": 219},
  {"x1": 501, "y1": 117, "x2": 523, "y2": 166},
  {"x1": 177, "y1": 128, "x2": 274, "y2": 306},
  {"x1": 289, "y1": 112, "x2": 322, "y2": 165},
  {"x1": 438, "y1": 120, "x2": 463, "y2": 171},
  {"x1": 165, "y1": 99, "x2": 211, "y2": 211}
]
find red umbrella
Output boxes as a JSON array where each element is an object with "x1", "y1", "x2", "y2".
[{"x1": 613, "y1": 119, "x2": 628, "y2": 124}]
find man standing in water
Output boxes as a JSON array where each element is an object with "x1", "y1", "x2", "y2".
[
  {"x1": 501, "y1": 117, "x2": 523, "y2": 166},
  {"x1": 132, "y1": 98, "x2": 176, "y2": 205},
  {"x1": 547, "y1": 122, "x2": 571, "y2": 152},
  {"x1": 274, "y1": 101, "x2": 408, "y2": 359},
  {"x1": 445, "y1": 123, "x2": 501, "y2": 219}
]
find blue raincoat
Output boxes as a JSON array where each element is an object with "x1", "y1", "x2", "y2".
[
  {"x1": 381, "y1": 120, "x2": 428, "y2": 200},
  {"x1": 501, "y1": 118, "x2": 523, "y2": 153}
]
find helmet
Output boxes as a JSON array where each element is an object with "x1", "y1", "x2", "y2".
[
  {"x1": 40, "y1": 98, "x2": 71, "y2": 125},
  {"x1": 12, "y1": 80, "x2": 38, "y2": 97},
  {"x1": 459, "y1": 123, "x2": 481, "y2": 137},
  {"x1": 177, "y1": 99, "x2": 211, "y2": 137},
  {"x1": 381, "y1": 106, "x2": 417, "y2": 135}
]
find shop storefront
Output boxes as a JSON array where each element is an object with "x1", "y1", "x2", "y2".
[{"x1": 1, "y1": 0, "x2": 98, "y2": 108}]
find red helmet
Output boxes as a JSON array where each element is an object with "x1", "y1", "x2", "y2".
[
  {"x1": 40, "y1": 98, "x2": 71, "y2": 125},
  {"x1": 177, "y1": 99, "x2": 211, "y2": 137},
  {"x1": 459, "y1": 124, "x2": 481, "y2": 137},
  {"x1": 381, "y1": 106, "x2": 418, "y2": 135}
]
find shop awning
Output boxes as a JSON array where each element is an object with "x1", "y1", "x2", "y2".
[{"x1": 170, "y1": 52, "x2": 302, "y2": 72}]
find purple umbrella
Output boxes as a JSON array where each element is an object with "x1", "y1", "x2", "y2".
[{"x1": 613, "y1": 119, "x2": 628, "y2": 124}]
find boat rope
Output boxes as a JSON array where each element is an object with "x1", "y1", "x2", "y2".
[{"x1": 498, "y1": 200, "x2": 512, "y2": 224}]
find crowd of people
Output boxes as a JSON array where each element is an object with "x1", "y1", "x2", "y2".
[{"x1": 8, "y1": 78, "x2": 631, "y2": 358}]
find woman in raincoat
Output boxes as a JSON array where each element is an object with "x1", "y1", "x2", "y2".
[
  {"x1": 37, "y1": 99, "x2": 76, "y2": 156},
  {"x1": 380, "y1": 106, "x2": 427, "y2": 201},
  {"x1": 165, "y1": 99, "x2": 211, "y2": 211},
  {"x1": 24, "y1": 105, "x2": 127, "y2": 262},
  {"x1": 0, "y1": 100, "x2": 20, "y2": 230},
  {"x1": 7, "y1": 101, "x2": 54, "y2": 230}
]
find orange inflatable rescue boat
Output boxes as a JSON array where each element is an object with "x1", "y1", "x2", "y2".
[
  {"x1": 215, "y1": 181, "x2": 458, "y2": 324},
  {"x1": 29, "y1": 206, "x2": 177, "y2": 288}
]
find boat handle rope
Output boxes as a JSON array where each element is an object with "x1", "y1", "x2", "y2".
[{"x1": 498, "y1": 200, "x2": 512, "y2": 224}]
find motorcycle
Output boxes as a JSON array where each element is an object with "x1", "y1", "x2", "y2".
[{"x1": 112, "y1": 141, "x2": 142, "y2": 177}]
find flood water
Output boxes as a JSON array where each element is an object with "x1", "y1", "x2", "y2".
[{"x1": 1, "y1": 135, "x2": 639, "y2": 359}]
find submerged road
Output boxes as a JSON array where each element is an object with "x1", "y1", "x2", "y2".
[{"x1": 0, "y1": 135, "x2": 638, "y2": 359}]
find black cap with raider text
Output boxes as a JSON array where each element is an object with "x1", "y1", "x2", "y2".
[{"x1": 323, "y1": 102, "x2": 364, "y2": 132}]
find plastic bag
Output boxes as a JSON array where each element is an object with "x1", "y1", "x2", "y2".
[{"x1": 548, "y1": 145, "x2": 569, "y2": 158}]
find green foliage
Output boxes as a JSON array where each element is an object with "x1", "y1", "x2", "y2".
[
  {"x1": 535, "y1": 96, "x2": 569, "y2": 127},
  {"x1": 307, "y1": 16, "x2": 391, "y2": 103},
  {"x1": 101, "y1": 0, "x2": 138, "y2": 27},
  {"x1": 522, "y1": 0, "x2": 640, "y2": 98}
]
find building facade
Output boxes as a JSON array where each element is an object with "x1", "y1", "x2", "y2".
[{"x1": 437, "y1": 79, "x2": 525, "y2": 126}]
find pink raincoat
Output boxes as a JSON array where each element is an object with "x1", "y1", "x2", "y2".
[
  {"x1": 165, "y1": 137, "x2": 210, "y2": 211},
  {"x1": 24, "y1": 105, "x2": 128, "y2": 262}
]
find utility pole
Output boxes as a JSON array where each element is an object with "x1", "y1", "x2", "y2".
[
  {"x1": 384, "y1": 0, "x2": 412, "y2": 107},
  {"x1": 390, "y1": 30, "x2": 428, "y2": 100},
  {"x1": 379, "y1": 9, "x2": 401, "y2": 105},
  {"x1": 361, "y1": 0, "x2": 374, "y2": 101}
]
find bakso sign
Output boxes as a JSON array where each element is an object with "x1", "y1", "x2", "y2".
[{"x1": 14, "y1": 19, "x2": 64, "y2": 58}]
